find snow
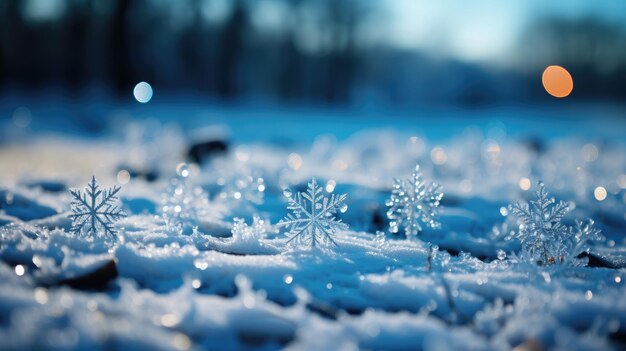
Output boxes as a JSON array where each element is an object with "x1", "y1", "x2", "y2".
[{"x1": 1, "y1": 105, "x2": 626, "y2": 350}]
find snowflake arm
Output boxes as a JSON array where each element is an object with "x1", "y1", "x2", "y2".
[
  {"x1": 69, "y1": 176, "x2": 126, "y2": 237},
  {"x1": 278, "y1": 177, "x2": 348, "y2": 248},
  {"x1": 386, "y1": 165, "x2": 443, "y2": 236}
]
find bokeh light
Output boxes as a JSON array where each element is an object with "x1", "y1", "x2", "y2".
[
  {"x1": 117, "y1": 170, "x2": 130, "y2": 184},
  {"x1": 176, "y1": 163, "x2": 190, "y2": 178},
  {"x1": 133, "y1": 81, "x2": 153, "y2": 103},
  {"x1": 287, "y1": 153, "x2": 303, "y2": 170},
  {"x1": 542, "y1": 65, "x2": 573, "y2": 98},
  {"x1": 581, "y1": 144, "x2": 599, "y2": 162},
  {"x1": 430, "y1": 146, "x2": 447, "y2": 165},
  {"x1": 519, "y1": 177, "x2": 531, "y2": 191},
  {"x1": 594, "y1": 186, "x2": 607, "y2": 201}
]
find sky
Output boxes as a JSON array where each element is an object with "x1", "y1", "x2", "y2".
[{"x1": 379, "y1": 0, "x2": 626, "y2": 64}]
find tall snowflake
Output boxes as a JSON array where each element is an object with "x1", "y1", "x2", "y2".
[
  {"x1": 509, "y1": 181, "x2": 603, "y2": 266},
  {"x1": 386, "y1": 165, "x2": 443, "y2": 236},
  {"x1": 278, "y1": 177, "x2": 348, "y2": 248},
  {"x1": 69, "y1": 176, "x2": 126, "y2": 237}
]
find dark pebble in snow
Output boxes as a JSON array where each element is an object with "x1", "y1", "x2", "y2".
[
  {"x1": 238, "y1": 326, "x2": 295, "y2": 348},
  {"x1": 306, "y1": 301, "x2": 338, "y2": 320},
  {"x1": 58, "y1": 260, "x2": 118, "y2": 291},
  {"x1": 0, "y1": 190, "x2": 58, "y2": 221},
  {"x1": 187, "y1": 140, "x2": 228, "y2": 164},
  {"x1": 583, "y1": 251, "x2": 626, "y2": 269},
  {"x1": 371, "y1": 210, "x2": 386, "y2": 231},
  {"x1": 522, "y1": 137, "x2": 547, "y2": 154},
  {"x1": 440, "y1": 194, "x2": 462, "y2": 206},
  {"x1": 609, "y1": 329, "x2": 626, "y2": 347}
]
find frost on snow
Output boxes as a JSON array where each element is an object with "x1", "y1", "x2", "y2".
[
  {"x1": 386, "y1": 164, "x2": 443, "y2": 237},
  {"x1": 4, "y1": 122, "x2": 626, "y2": 351},
  {"x1": 278, "y1": 177, "x2": 348, "y2": 248},
  {"x1": 509, "y1": 181, "x2": 603, "y2": 267},
  {"x1": 69, "y1": 176, "x2": 126, "y2": 237}
]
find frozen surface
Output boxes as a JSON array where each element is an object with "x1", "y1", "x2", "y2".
[{"x1": 1, "y1": 104, "x2": 626, "y2": 350}]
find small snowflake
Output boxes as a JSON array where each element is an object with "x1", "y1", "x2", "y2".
[
  {"x1": 278, "y1": 177, "x2": 348, "y2": 248},
  {"x1": 509, "y1": 181, "x2": 603, "y2": 266},
  {"x1": 69, "y1": 176, "x2": 126, "y2": 237},
  {"x1": 386, "y1": 165, "x2": 443, "y2": 236}
]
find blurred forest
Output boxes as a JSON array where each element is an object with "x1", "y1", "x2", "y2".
[{"x1": 1, "y1": 0, "x2": 625, "y2": 107}]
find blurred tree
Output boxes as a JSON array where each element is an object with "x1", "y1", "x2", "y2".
[
  {"x1": 108, "y1": 0, "x2": 133, "y2": 96},
  {"x1": 0, "y1": 0, "x2": 623, "y2": 105},
  {"x1": 64, "y1": 1, "x2": 88, "y2": 93},
  {"x1": 216, "y1": 0, "x2": 247, "y2": 99}
]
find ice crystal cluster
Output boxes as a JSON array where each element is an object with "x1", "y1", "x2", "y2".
[
  {"x1": 386, "y1": 165, "x2": 443, "y2": 236},
  {"x1": 160, "y1": 164, "x2": 211, "y2": 232},
  {"x1": 69, "y1": 176, "x2": 126, "y2": 237},
  {"x1": 278, "y1": 177, "x2": 348, "y2": 248},
  {"x1": 509, "y1": 181, "x2": 603, "y2": 267},
  {"x1": 231, "y1": 215, "x2": 267, "y2": 243}
]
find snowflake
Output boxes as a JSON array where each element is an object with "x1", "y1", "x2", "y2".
[
  {"x1": 69, "y1": 176, "x2": 126, "y2": 237},
  {"x1": 386, "y1": 165, "x2": 443, "y2": 236},
  {"x1": 278, "y1": 177, "x2": 348, "y2": 248},
  {"x1": 509, "y1": 181, "x2": 603, "y2": 266}
]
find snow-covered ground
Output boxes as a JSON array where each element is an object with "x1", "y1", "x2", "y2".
[{"x1": 1, "y1": 103, "x2": 625, "y2": 350}]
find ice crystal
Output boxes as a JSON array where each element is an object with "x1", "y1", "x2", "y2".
[
  {"x1": 386, "y1": 165, "x2": 443, "y2": 236},
  {"x1": 563, "y1": 219, "x2": 604, "y2": 267},
  {"x1": 278, "y1": 177, "x2": 348, "y2": 248},
  {"x1": 160, "y1": 174, "x2": 211, "y2": 232},
  {"x1": 231, "y1": 215, "x2": 267, "y2": 242},
  {"x1": 69, "y1": 176, "x2": 126, "y2": 237},
  {"x1": 509, "y1": 181, "x2": 603, "y2": 267}
]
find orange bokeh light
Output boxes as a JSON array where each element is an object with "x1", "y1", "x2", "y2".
[{"x1": 542, "y1": 65, "x2": 573, "y2": 98}]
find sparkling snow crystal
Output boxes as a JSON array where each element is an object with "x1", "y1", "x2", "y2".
[
  {"x1": 69, "y1": 176, "x2": 126, "y2": 237},
  {"x1": 509, "y1": 181, "x2": 603, "y2": 266},
  {"x1": 386, "y1": 165, "x2": 443, "y2": 236},
  {"x1": 278, "y1": 177, "x2": 348, "y2": 248},
  {"x1": 160, "y1": 166, "x2": 212, "y2": 232},
  {"x1": 564, "y1": 219, "x2": 604, "y2": 266}
]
